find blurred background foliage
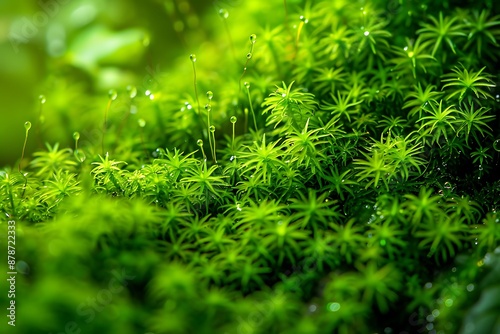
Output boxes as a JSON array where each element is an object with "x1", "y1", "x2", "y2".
[{"x1": 0, "y1": 0, "x2": 291, "y2": 166}]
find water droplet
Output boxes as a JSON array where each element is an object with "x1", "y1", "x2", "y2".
[
  {"x1": 219, "y1": 8, "x2": 229, "y2": 19},
  {"x1": 205, "y1": 104, "x2": 212, "y2": 112},
  {"x1": 308, "y1": 304, "x2": 317, "y2": 313},
  {"x1": 479, "y1": 165, "x2": 483, "y2": 171},
  {"x1": 425, "y1": 282, "x2": 433, "y2": 289},
  {"x1": 246, "y1": 52, "x2": 252, "y2": 59},
  {"x1": 466, "y1": 284, "x2": 475, "y2": 292},
  {"x1": 299, "y1": 15, "x2": 309, "y2": 23},
  {"x1": 73, "y1": 132, "x2": 80, "y2": 141},
  {"x1": 364, "y1": 31, "x2": 370, "y2": 36},
  {"x1": 209, "y1": 125, "x2": 215, "y2": 133},
  {"x1": 127, "y1": 85, "x2": 137, "y2": 99},
  {"x1": 138, "y1": 119, "x2": 146, "y2": 128},
  {"x1": 327, "y1": 302, "x2": 340, "y2": 312},
  {"x1": 230, "y1": 116, "x2": 237, "y2": 124},
  {"x1": 74, "y1": 150, "x2": 86, "y2": 162},
  {"x1": 244, "y1": 82, "x2": 250, "y2": 89},
  {"x1": 408, "y1": 51, "x2": 414, "y2": 57},
  {"x1": 24, "y1": 121, "x2": 31, "y2": 131},
  {"x1": 493, "y1": 139, "x2": 500, "y2": 152},
  {"x1": 108, "y1": 89, "x2": 117, "y2": 101},
  {"x1": 206, "y1": 91, "x2": 213, "y2": 100},
  {"x1": 197, "y1": 139, "x2": 203, "y2": 147},
  {"x1": 250, "y1": 34, "x2": 257, "y2": 43},
  {"x1": 39, "y1": 95, "x2": 46, "y2": 104},
  {"x1": 190, "y1": 54, "x2": 197, "y2": 62},
  {"x1": 444, "y1": 182, "x2": 451, "y2": 189},
  {"x1": 444, "y1": 299, "x2": 453, "y2": 307}
]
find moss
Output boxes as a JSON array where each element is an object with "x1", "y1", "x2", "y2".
[{"x1": 1, "y1": 1, "x2": 500, "y2": 333}]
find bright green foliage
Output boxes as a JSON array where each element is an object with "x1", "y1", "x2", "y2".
[
  {"x1": 354, "y1": 149, "x2": 392, "y2": 191},
  {"x1": 2, "y1": 1, "x2": 500, "y2": 334},
  {"x1": 357, "y1": 261, "x2": 402, "y2": 313},
  {"x1": 404, "y1": 187, "x2": 444, "y2": 228},
  {"x1": 455, "y1": 102, "x2": 494, "y2": 144},
  {"x1": 403, "y1": 83, "x2": 443, "y2": 119},
  {"x1": 262, "y1": 81, "x2": 317, "y2": 133},
  {"x1": 441, "y1": 65, "x2": 496, "y2": 104},
  {"x1": 390, "y1": 37, "x2": 436, "y2": 79},
  {"x1": 322, "y1": 90, "x2": 363, "y2": 122},
  {"x1": 283, "y1": 118, "x2": 328, "y2": 175},
  {"x1": 91, "y1": 153, "x2": 127, "y2": 193},
  {"x1": 464, "y1": 10, "x2": 500, "y2": 59},
  {"x1": 239, "y1": 134, "x2": 286, "y2": 185},
  {"x1": 289, "y1": 189, "x2": 341, "y2": 233},
  {"x1": 415, "y1": 215, "x2": 470, "y2": 262},
  {"x1": 418, "y1": 12, "x2": 466, "y2": 57},
  {"x1": 329, "y1": 218, "x2": 365, "y2": 264},
  {"x1": 30, "y1": 142, "x2": 77, "y2": 178},
  {"x1": 472, "y1": 212, "x2": 500, "y2": 252},
  {"x1": 418, "y1": 99, "x2": 458, "y2": 146}
]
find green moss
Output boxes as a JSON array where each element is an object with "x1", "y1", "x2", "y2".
[{"x1": 1, "y1": 1, "x2": 500, "y2": 333}]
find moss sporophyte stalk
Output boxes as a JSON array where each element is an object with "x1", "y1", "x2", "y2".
[{"x1": 2, "y1": 1, "x2": 500, "y2": 333}]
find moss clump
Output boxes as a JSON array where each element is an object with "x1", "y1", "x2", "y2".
[{"x1": 1, "y1": 1, "x2": 500, "y2": 333}]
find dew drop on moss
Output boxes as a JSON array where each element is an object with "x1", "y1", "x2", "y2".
[
  {"x1": 138, "y1": 119, "x2": 146, "y2": 128},
  {"x1": 73, "y1": 132, "x2": 80, "y2": 141},
  {"x1": 230, "y1": 116, "x2": 237, "y2": 124},
  {"x1": 190, "y1": 54, "x2": 197, "y2": 62},
  {"x1": 24, "y1": 121, "x2": 31, "y2": 131},
  {"x1": 108, "y1": 89, "x2": 118, "y2": 101},
  {"x1": 39, "y1": 95, "x2": 46, "y2": 104},
  {"x1": 244, "y1": 82, "x2": 250, "y2": 89},
  {"x1": 127, "y1": 85, "x2": 137, "y2": 99},
  {"x1": 246, "y1": 53, "x2": 252, "y2": 59},
  {"x1": 218, "y1": 9, "x2": 229, "y2": 19},
  {"x1": 74, "y1": 150, "x2": 86, "y2": 163},
  {"x1": 197, "y1": 139, "x2": 203, "y2": 147},
  {"x1": 250, "y1": 34, "x2": 257, "y2": 43},
  {"x1": 209, "y1": 125, "x2": 215, "y2": 133},
  {"x1": 206, "y1": 91, "x2": 213, "y2": 100},
  {"x1": 205, "y1": 104, "x2": 212, "y2": 112}
]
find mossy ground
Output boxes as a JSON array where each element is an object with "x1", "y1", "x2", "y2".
[{"x1": 1, "y1": 1, "x2": 500, "y2": 333}]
